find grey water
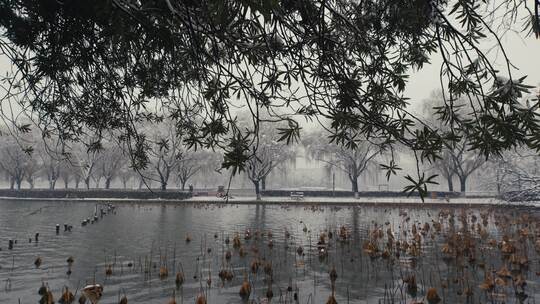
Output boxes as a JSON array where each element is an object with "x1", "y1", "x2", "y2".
[{"x1": 0, "y1": 199, "x2": 539, "y2": 303}]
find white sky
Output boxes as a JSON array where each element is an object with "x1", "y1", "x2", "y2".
[
  {"x1": 1, "y1": 17, "x2": 539, "y2": 124},
  {"x1": 406, "y1": 30, "x2": 540, "y2": 113},
  {"x1": 0, "y1": 11, "x2": 539, "y2": 191}
]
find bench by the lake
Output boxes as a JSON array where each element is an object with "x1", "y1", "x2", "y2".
[{"x1": 290, "y1": 191, "x2": 304, "y2": 200}]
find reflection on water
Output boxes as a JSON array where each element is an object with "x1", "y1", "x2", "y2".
[{"x1": 0, "y1": 200, "x2": 539, "y2": 303}]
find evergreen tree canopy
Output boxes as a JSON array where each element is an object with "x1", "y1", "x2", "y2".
[{"x1": 1, "y1": 0, "x2": 539, "y2": 192}]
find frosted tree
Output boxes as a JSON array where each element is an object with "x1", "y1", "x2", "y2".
[
  {"x1": 175, "y1": 150, "x2": 221, "y2": 190},
  {"x1": 98, "y1": 143, "x2": 125, "y2": 189},
  {"x1": 71, "y1": 140, "x2": 101, "y2": 189},
  {"x1": 240, "y1": 122, "x2": 296, "y2": 200},
  {"x1": 148, "y1": 119, "x2": 186, "y2": 190},
  {"x1": 36, "y1": 136, "x2": 67, "y2": 189},
  {"x1": 304, "y1": 131, "x2": 381, "y2": 195},
  {"x1": 0, "y1": 129, "x2": 42, "y2": 190},
  {"x1": 486, "y1": 149, "x2": 540, "y2": 200},
  {"x1": 422, "y1": 92, "x2": 486, "y2": 193},
  {"x1": 0, "y1": 139, "x2": 29, "y2": 189}
]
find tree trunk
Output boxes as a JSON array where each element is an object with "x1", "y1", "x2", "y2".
[
  {"x1": 261, "y1": 177, "x2": 266, "y2": 191},
  {"x1": 84, "y1": 177, "x2": 90, "y2": 189},
  {"x1": 122, "y1": 180, "x2": 127, "y2": 189},
  {"x1": 181, "y1": 180, "x2": 186, "y2": 191},
  {"x1": 9, "y1": 176, "x2": 14, "y2": 190},
  {"x1": 16, "y1": 178, "x2": 22, "y2": 190},
  {"x1": 64, "y1": 179, "x2": 69, "y2": 189},
  {"x1": 254, "y1": 180, "x2": 261, "y2": 200},
  {"x1": 105, "y1": 178, "x2": 111, "y2": 189},
  {"x1": 158, "y1": 171, "x2": 168, "y2": 190},
  {"x1": 351, "y1": 177, "x2": 358, "y2": 195},
  {"x1": 447, "y1": 177, "x2": 454, "y2": 192},
  {"x1": 459, "y1": 176, "x2": 467, "y2": 193}
]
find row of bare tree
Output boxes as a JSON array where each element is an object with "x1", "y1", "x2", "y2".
[
  {"x1": 0, "y1": 107, "x2": 536, "y2": 198},
  {"x1": 0, "y1": 120, "x2": 385, "y2": 196},
  {"x1": 0, "y1": 127, "x2": 222, "y2": 191}
]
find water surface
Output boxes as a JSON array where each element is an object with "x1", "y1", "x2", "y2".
[{"x1": 0, "y1": 200, "x2": 539, "y2": 303}]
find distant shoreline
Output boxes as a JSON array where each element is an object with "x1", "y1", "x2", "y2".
[
  {"x1": 0, "y1": 188, "x2": 535, "y2": 209},
  {"x1": 0, "y1": 188, "x2": 193, "y2": 201},
  {"x1": 0, "y1": 188, "x2": 492, "y2": 199},
  {"x1": 0, "y1": 195, "x2": 538, "y2": 209}
]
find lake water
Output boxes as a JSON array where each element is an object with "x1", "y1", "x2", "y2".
[{"x1": 0, "y1": 199, "x2": 539, "y2": 303}]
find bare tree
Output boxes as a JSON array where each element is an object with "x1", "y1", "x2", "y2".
[
  {"x1": 176, "y1": 151, "x2": 201, "y2": 191},
  {"x1": 59, "y1": 160, "x2": 83, "y2": 189},
  {"x1": 484, "y1": 149, "x2": 540, "y2": 200},
  {"x1": 37, "y1": 140, "x2": 64, "y2": 189},
  {"x1": 432, "y1": 143, "x2": 485, "y2": 193},
  {"x1": 192, "y1": 151, "x2": 224, "y2": 189},
  {"x1": 118, "y1": 164, "x2": 135, "y2": 189},
  {"x1": 42, "y1": 156, "x2": 61, "y2": 189},
  {"x1": 59, "y1": 162, "x2": 71, "y2": 189},
  {"x1": 91, "y1": 171, "x2": 103, "y2": 188},
  {"x1": 0, "y1": 138, "x2": 30, "y2": 190},
  {"x1": 304, "y1": 131, "x2": 380, "y2": 195},
  {"x1": 422, "y1": 92, "x2": 485, "y2": 193},
  {"x1": 177, "y1": 150, "x2": 223, "y2": 190},
  {"x1": 72, "y1": 142, "x2": 100, "y2": 189},
  {"x1": 480, "y1": 155, "x2": 511, "y2": 195},
  {"x1": 24, "y1": 156, "x2": 39, "y2": 189},
  {"x1": 98, "y1": 143, "x2": 125, "y2": 189},
  {"x1": 449, "y1": 140, "x2": 485, "y2": 192},
  {"x1": 176, "y1": 162, "x2": 199, "y2": 190},
  {"x1": 148, "y1": 120, "x2": 185, "y2": 190},
  {"x1": 245, "y1": 130, "x2": 295, "y2": 200},
  {"x1": 433, "y1": 149, "x2": 456, "y2": 191},
  {"x1": 74, "y1": 175, "x2": 81, "y2": 188}
]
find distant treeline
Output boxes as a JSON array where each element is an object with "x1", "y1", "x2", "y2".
[
  {"x1": 0, "y1": 189, "x2": 192, "y2": 200},
  {"x1": 0, "y1": 188, "x2": 498, "y2": 201}
]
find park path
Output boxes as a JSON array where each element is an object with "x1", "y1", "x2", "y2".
[
  {"x1": 186, "y1": 195, "x2": 540, "y2": 208},
  {"x1": 1, "y1": 194, "x2": 539, "y2": 208}
]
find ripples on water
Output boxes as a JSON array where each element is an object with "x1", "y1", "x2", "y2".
[{"x1": 0, "y1": 199, "x2": 539, "y2": 303}]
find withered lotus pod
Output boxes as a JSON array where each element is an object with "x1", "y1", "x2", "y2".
[{"x1": 82, "y1": 284, "x2": 103, "y2": 304}]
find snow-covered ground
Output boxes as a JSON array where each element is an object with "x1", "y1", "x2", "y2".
[
  {"x1": 187, "y1": 195, "x2": 540, "y2": 208},
  {"x1": 1, "y1": 195, "x2": 539, "y2": 208}
]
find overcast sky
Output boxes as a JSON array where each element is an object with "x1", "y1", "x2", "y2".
[
  {"x1": 1, "y1": 20, "x2": 539, "y2": 121},
  {"x1": 406, "y1": 30, "x2": 540, "y2": 113},
  {"x1": 0, "y1": 12, "x2": 538, "y2": 191}
]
